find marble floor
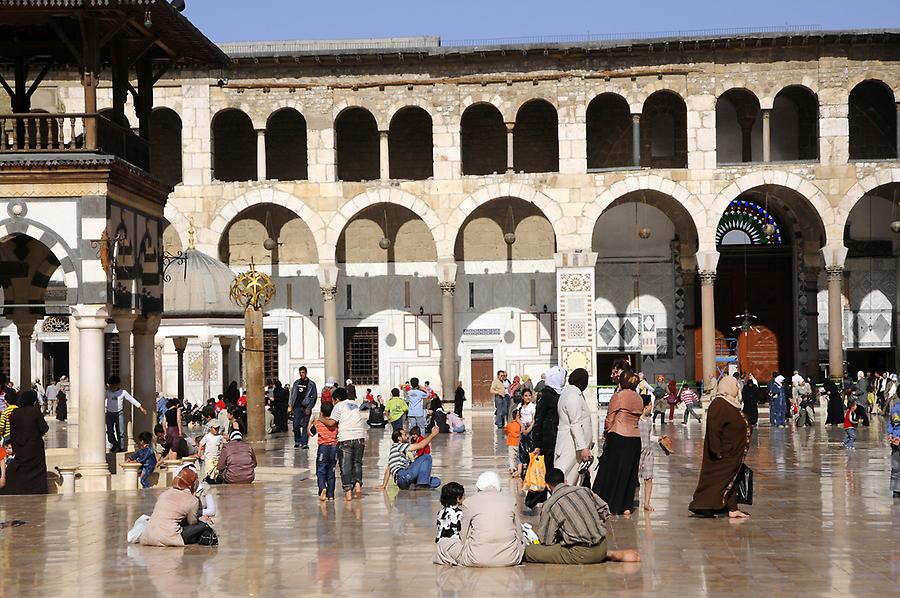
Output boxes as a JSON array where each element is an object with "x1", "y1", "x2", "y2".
[{"x1": 2, "y1": 409, "x2": 899, "y2": 597}]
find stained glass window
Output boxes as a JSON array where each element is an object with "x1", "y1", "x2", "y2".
[{"x1": 716, "y1": 199, "x2": 783, "y2": 246}]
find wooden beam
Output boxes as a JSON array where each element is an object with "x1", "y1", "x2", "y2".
[
  {"x1": 25, "y1": 62, "x2": 52, "y2": 98},
  {"x1": 48, "y1": 18, "x2": 83, "y2": 65},
  {"x1": 151, "y1": 59, "x2": 176, "y2": 85},
  {"x1": 97, "y1": 14, "x2": 132, "y2": 51},
  {"x1": 0, "y1": 73, "x2": 13, "y2": 99},
  {"x1": 128, "y1": 37, "x2": 158, "y2": 68}
]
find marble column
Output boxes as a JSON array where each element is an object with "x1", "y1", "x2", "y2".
[
  {"x1": 220, "y1": 336, "x2": 234, "y2": 394},
  {"x1": 762, "y1": 109, "x2": 772, "y2": 162},
  {"x1": 321, "y1": 286, "x2": 339, "y2": 383},
  {"x1": 200, "y1": 339, "x2": 212, "y2": 403},
  {"x1": 505, "y1": 122, "x2": 515, "y2": 172},
  {"x1": 379, "y1": 130, "x2": 390, "y2": 179},
  {"x1": 245, "y1": 307, "x2": 265, "y2": 440},
  {"x1": 74, "y1": 304, "x2": 110, "y2": 491},
  {"x1": 801, "y1": 265, "x2": 821, "y2": 380},
  {"x1": 67, "y1": 314, "x2": 80, "y2": 426},
  {"x1": 172, "y1": 336, "x2": 188, "y2": 401},
  {"x1": 113, "y1": 311, "x2": 137, "y2": 450},
  {"x1": 437, "y1": 260, "x2": 458, "y2": 398},
  {"x1": 14, "y1": 317, "x2": 36, "y2": 390},
  {"x1": 631, "y1": 114, "x2": 641, "y2": 167},
  {"x1": 699, "y1": 270, "x2": 717, "y2": 393},
  {"x1": 132, "y1": 315, "x2": 160, "y2": 440},
  {"x1": 256, "y1": 129, "x2": 267, "y2": 181},
  {"x1": 827, "y1": 266, "x2": 845, "y2": 381}
]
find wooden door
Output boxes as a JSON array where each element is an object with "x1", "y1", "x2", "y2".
[
  {"x1": 737, "y1": 326, "x2": 779, "y2": 382},
  {"x1": 470, "y1": 353, "x2": 494, "y2": 407}
]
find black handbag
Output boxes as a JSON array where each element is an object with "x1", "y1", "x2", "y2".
[{"x1": 736, "y1": 463, "x2": 753, "y2": 505}]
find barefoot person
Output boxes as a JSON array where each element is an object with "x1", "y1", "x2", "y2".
[
  {"x1": 689, "y1": 375, "x2": 751, "y2": 519},
  {"x1": 524, "y1": 468, "x2": 640, "y2": 564}
]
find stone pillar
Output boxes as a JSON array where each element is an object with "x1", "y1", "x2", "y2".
[
  {"x1": 244, "y1": 307, "x2": 265, "y2": 440},
  {"x1": 318, "y1": 264, "x2": 340, "y2": 383},
  {"x1": 762, "y1": 109, "x2": 771, "y2": 163},
  {"x1": 74, "y1": 304, "x2": 111, "y2": 492},
  {"x1": 631, "y1": 114, "x2": 641, "y2": 167},
  {"x1": 67, "y1": 314, "x2": 80, "y2": 426},
  {"x1": 219, "y1": 336, "x2": 233, "y2": 394},
  {"x1": 256, "y1": 129, "x2": 266, "y2": 181},
  {"x1": 801, "y1": 265, "x2": 821, "y2": 380},
  {"x1": 13, "y1": 317, "x2": 36, "y2": 390},
  {"x1": 505, "y1": 122, "x2": 515, "y2": 172},
  {"x1": 172, "y1": 336, "x2": 188, "y2": 401},
  {"x1": 555, "y1": 251, "x2": 599, "y2": 383},
  {"x1": 379, "y1": 130, "x2": 390, "y2": 179},
  {"x1": 827, "y1": 266, "x2": 845, "y2": 381},
  {"x1": 113, "y1": 311, "x2": 137, "y2": 450},
  {"x1": 132, "y1": 315, "x2": 160, "y2": 440},
  {"x1": 200, "y1": 339, "x2": 212, "y2": 403},
  {"x1": 699, "y1": 270, "x2": 717, "y2": 393},
  {"x1": 682, "y1": 269, "x2": 698, "y2": 382},
  {"x1": 737, "y1": 113, "x2": 756, "y2": 162},
  {"x1": 437, "y1": 261, "x2": 458, "y2": 398}
]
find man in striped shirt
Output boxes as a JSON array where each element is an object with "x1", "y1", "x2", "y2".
[
  {"x1": 525, "y1": 468, "x2": 640, "y2": 564},
  {"x1": 376, "y1": 426, "x2": 441, "y2": 490}
]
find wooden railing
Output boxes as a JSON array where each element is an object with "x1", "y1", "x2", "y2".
[{"x1": 0, "y1": 113, "x2": 149, "y2": 171}]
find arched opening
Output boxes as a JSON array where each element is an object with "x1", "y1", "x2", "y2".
[
  {"x1": 211, "y1": 108, "x2": 256, "y2": 182},
  {"x1": 849, "y1": 80, "x2": 897, "y2": 160},
  {"x1": 454, "y1": 197, "x2": 556, "y2": 262},
  {"x1": 513, "y1": 100, "x2": 558, "y2": 173},
  {"x1": 162, "y1": 219, "x2": 183, "y2": 255},
  {"x1": 713, "y1": 185, "x2": 825, "y2": 381},
  {"x1": 716, "y1": 89, "x2": 762, "y2": 164},
  {"x1": 150, "y1": 108, "x2": 182, "y2": 187},
  {"x1": 641, "y1": 91, "x2": 687, "y2": 168},
  {"x1": 265, "y1": 108, "x2": 307, "y2": 181},
  {"x1": 771, "y1": 86, "x2": 819, "y2": 161},
  {"x1": 841, "y1": 182, "x2": 900, "y2": 372},
  {"x1": 586, "y1": 93, "x2": 632, "y2": 169},
  {"x1": 592, "y1": 191, "x2": 698, "y2": 382},
  {"x1": 219, "y1": 203, "x2": 318, "y2": 268},
  {"x1": 98, "y1": 108, "x2": 130, "y2": 128},
  {"x1": 388, "y1": 106, "x2": 433, "y2": 180},
  {"x1": 335, "y1": 107, "x2": 379, "y2": 182},
  {"x1": 460, "y1": 103, "x2": 507, "y2": 175},
  {"x1": 337, "y1": 203, "x2": 437, "y2": 265}
]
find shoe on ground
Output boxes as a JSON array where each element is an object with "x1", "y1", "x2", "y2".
[
  {"x1": 294, "y1": 443, "x2": 300, "y2": 448},
  {"x1": 302, "y1": 445, "x2": 309, "y2": 450}
]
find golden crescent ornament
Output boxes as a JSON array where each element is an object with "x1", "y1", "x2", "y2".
[{"x1": 230, "y1": 257, "x2": 276, "y2": 310}]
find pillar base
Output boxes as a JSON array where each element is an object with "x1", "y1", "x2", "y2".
[{"x1": 77, "y1": 463, "x2": 111, "y2": 492}]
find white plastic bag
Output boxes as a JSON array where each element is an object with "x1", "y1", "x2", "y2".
[
  {"x1": 127, "y1": 514, "x2": 151, "y2": 544},
  {"x1": 521, "y1": 522, "x2": 540, "y2": 545}
]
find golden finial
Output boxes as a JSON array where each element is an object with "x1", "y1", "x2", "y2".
[
  {"x1": 187, "y1": 217, "x2": 196, "y2": 250},
  {"x1": 230, "y1": 257, "x2": 276, "y2": 310}
]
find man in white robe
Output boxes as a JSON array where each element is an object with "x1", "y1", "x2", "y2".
[{"x1": 554, "y1": 368, "x2": 594, "y2": 486}]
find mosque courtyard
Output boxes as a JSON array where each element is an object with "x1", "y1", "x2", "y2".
[{"x1": 0, "y1": 411, "x2": 897, "y2": 597}]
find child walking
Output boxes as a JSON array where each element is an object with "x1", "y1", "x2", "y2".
[
  {"x1": 680, "y1": 383, "x2": 702, "y2": 425},
  {"x1": 638, "y1": 398, "x2": 667, "y2": 511},
  {"x1": 126, "y1": 431, "x2": 158, "y2": 489},
  {"x1": 198, "y1": 423, "x2": 224, "y2": 481},
  {"x1": 843, "y1": 402, "x2": 859, "y2": 450},
  {"x1": 309, "y1": 402, "x2": 339, "y2": 500},
  {"x1": 504, "y1": 409, "x2": 523, "y2": 477}
]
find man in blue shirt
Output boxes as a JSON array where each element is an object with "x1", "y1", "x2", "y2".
[
  {"x1": 289, "y1": 366, "x2": 318, "y2": 449},
  {"x1": 406, "y1": 377, "x2": 428, "y2": 432}
]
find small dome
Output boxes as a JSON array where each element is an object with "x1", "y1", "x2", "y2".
[{"x1": 164, "y1": 249, "x2": 243, "y2": 318}]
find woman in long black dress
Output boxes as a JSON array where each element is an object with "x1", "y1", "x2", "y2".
[
  {"x1": 4, "y1": 391, "x2": 49, "y2": 495},
  {"x1": 55, "y1": 389, "x2": 67, "y2": 421},
  {"x1": 592, "y1": 372, "x2": 644, "y2": 515},
  {"x1": 741, "y1": 374, "x2": 760, "y2": 426},
  {"x1": 824, "y1": 378, "x2": 844, "y2": 426},
  {"x1": 453, "y1": 383, "x2": 466, "y2": 417}
]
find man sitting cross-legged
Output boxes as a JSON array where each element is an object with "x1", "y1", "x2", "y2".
[
  {"x1": 524, "y1": 468, "x2": 640, "y2": 565},
  {"x1": 376, "y1": 425, "x2": 441, "y2": 490}
]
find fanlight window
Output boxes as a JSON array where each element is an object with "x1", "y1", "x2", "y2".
[{"x1": 716, "y1": 199, "x2": 782, "y2": 246}]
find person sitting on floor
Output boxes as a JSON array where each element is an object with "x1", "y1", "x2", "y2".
[
  {"x1": 448, "y1": 411, "x2": 466, "y2": 433},
  {"x1": 524, "y1": 468, "x2": 640, "y2": 565},
  {"x1": 211, "y1": 430, "x2": 257, "y2": 484},
  {"x1": 140, "y1": 465, "x2": 217, "y2": 547},
  {"x1": 376, "y1": 425, "x2": 441, "y2": 490}
]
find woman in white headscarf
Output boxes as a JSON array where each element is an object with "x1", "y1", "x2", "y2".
[
  {"x1": 768, "y1": 374, "x2": 787, "y2": 427},
  {"x1": 433, "y1": 471, "x2": 524, "y2": 567},
  {"x1": 554, "y1": 368, "x2": 593, "y2": 486},
  {"x1": 531, "y1": 366, "x2": 566, "y2": 471}
]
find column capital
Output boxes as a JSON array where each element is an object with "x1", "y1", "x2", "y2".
[
  {"x1": 218, "y1": 335, "x2": 235, "y2": 349},
  {"x1": 12, "y1": 317, "x2": 38, "y2": 337},
  {"x1": 504, "y1": 121, "x2": 515, "y2": 132},
  {"x1": 317, "y1": 262, "x2": 339, "y2": 288},
  {"x1": 172, "y1": 336, "x2": 189, "y2": 352},
  {"x1": 698, "y1": 270, "x2": 717, "y2": 285},
  {"x1": 133, "y1": 313, "x2": 161, "y2": 336},
  {"x1": 826, "y1": 265, "x2": 844, "y2": 281},
  {"x1": 256, "y1": 128, "x2": 266, "y2": 136},
  {"x1": 631, "y1": 113, "x2": 641, "y2": 122},
  {"x1": 320, "y1": 285, "x2": 338, "y2": 302},
  {"x1": 112, "y1": 310, "x2": 138, "y2": 335},
  {"x1": 72, "y1": 304, "x2": 109, "y2": 330},
  {"x1": 436, "y1": 260, "x2": 458, "y2": 284},
  {"x1": 439, "y1": 281, "x2": 456, "y2": 296},
  {"x1": 821, "y1": 243, "x2": 848, "y2": 270}
]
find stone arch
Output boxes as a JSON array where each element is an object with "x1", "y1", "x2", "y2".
[
  {"x1": 706, "y1": 171, "x2": 832, "y2": 249},
  {"x1": 334, "y1": 105, "x2": 379, "y2": 182},
  {"x1": 163, "y1": 203, "x2": 190, "y2": 250},
  {"x1": 324, "y1": 188, "x2": 444, "y2": 262},
  {"x1": 447, "y1": 182, "x2": 564, "y2": 257},
  {"x1": 208, "y1": 187, "x2": 327, "y2": 256},
  {"x1": 635, "y1": 83, "x2": 689, "y2": 107},
  {"x1": 459, "y1": 94, "x2": 509, "y2": 122},
  {"x1": 333, "y1": 100, "x2": 386, "y2": 130},
  {"x1": 835, "y1": 167, "x2": 900, "y2": 238},
  {"x1": 0, "y1": 219, "x2": 80, "y2": 303},
  {"x1": 585, "y1": 84, "x2": 639, "y2": 113},
  {"x1": 460, "y1": 101, "x2": 507, "y2": 175}
]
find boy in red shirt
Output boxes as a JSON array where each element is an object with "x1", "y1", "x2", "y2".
[
  {"x1": 410, "y1": 425, "x2": 431, "y2": 458},
  {"x1": 309, "y1": 402, "x2": 339, "y2": 500},
  {"x1": 843, "y1": 402, "x2": 858, "y2": 450},
  {"x1": 504, "y1": 409, "x2": 523, "y2": 477}
]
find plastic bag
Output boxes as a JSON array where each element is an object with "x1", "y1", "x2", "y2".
[
  {"x1": 522, "y1": 453, "x2": 546, "y2": 492},
  {"x1": 127, "y1": 514, "x2": 151, "y2": 544},
  {"x1": 521, "y1": 522, "x2": 540, "y2": 545}
]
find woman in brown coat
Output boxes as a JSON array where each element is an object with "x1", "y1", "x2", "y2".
[
  {"x1": 4, "y1": 391, "x2": 49, "y2": 495},
  {"x1": 689, "y1": 376, "x2": 751, "y2": 518}
]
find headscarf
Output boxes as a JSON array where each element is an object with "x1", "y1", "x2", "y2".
[
  {"x1": 747, "y1": 373, "x2": 758, "y2": 387},
  {"x1": 568, "y1": 368, "x2": 589, "y2": 392},
  {"x1": 823, "y1": 378, "x2": 838, "y2": 395},
  {"x1": 774, "y1": 375, "x2": 785, "y2": 386},
  {"x1": 716, "y1": 375, "x2": 742, "y2": 410},
  {"x1": 475, "y1": 470, "x2": 502, "y2": 493},
  {"x1": 230, "y1": 430, "x2": 243, "y2": 441},
  {"x1": 667, "y1": 379, "x2": 677, "y2": 394},
  {"x1": 857, "y1": 371, "x2": 865, "y2": 382},
  {"x1": 544, "y1": 366, "x2": 566, "y2": 394},
  {"x1": 507, "y1": 376, "x2": 521, "y2": 397},
  {"x1": 172, "y1": 466, "x2": 198, "y2": 492}
]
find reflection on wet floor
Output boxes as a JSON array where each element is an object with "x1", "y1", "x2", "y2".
[{"x1": 2, "y1": 411, "x2": 899, "y2": 596}]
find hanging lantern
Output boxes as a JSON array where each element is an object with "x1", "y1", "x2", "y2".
[
  {"x1": 378, "y1": 236, "x2": 392, "y2": 250},
  {"x1": 503, "y1": 204, "x2": 516, "y2": 245},
  {"x1": 263, "y1": 238, "x2": 277, "y2": 251},
  {"x1": 638, "y1": 227, "x2": 652, "y2": 239},
  {"x1": 378, "y1": 206, "x2": 392, "y2": 250}
]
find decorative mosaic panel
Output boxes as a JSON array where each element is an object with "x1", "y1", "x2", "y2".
[
  {"x1": 596, "y1": 313, "x2": 642, "y2": 352},
  {"x1": 560, "y1": 273, "x2": 592, "y2": 293},
  {"x1": 567, "y1": 320, "x2": 587, "y2": 341},
  {"x1": 845, "y1": 310, "x2": 893, "y2": 349},
  {"x1": 188, "y1": 351, "x2": 219, "y2": 382}
]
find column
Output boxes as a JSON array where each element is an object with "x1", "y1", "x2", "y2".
[
  {"x1": 896, "y1": 103, "x2": 900, "y2": 160},
  {"x1": 13, "y1": 317, "x2": 36, "y2": 390},
  {"x1": 827, "y1": 266, "x2": 845, "y2": 381},
  {"x1": 801, "y1": 265, "x2": 821, "y2": 380},
  {"x1": 113, "y1": 311, "x2": 137, "y2": 450},
  {"x1": 172, "y1": 336, "x2": 188, "y2": 400},
  {"x1": 682, "y1": 269, "x2": 698, "y2": 382},
  {"x1": 761, "y1": 109, "x2": 772, "y2": 162},
  {"x1": 67, "y1": 314, "x2": 80, "y2": 426},
  {"x1": 737, "y1": 112, "x2": 756, "y2": 162},
  {"x1": 699, "y1": 270, "x2": 717, "y2": 394},
  {"x1": 73, "y1": 304, "x2": 110, "y2": 491},
  {"x1": 379, "y1": 130, "x2": 390, "y2": 179},
  {"x1": 555, "y1": 251, "x2": 599, "y2": 383},
  {"x1": 318, "y1": 264, "x2": 340, "y2": 383},
  {"x1": 505, "y1": 122, "x2": 515, "y2": 172},
  {"x1": 437, "y1": 261, "x2": 458, "y2": 398},
  {"x1": 219, "y1": 336, "x2": 233, "y2": 394},
  {"x1": 132, "y1": 315, "x2": 160, "y2": 440},
  {"x1": 200, "y1": 339, "x2": 212, "y2": 402},
  {"x1": 631, "y1": 114, "x2": 641, "y2": 167},
  {"x1": 256, "y1": 129, "x2": 267, "y2": 181},
  {"x1": 245, "y1": 307, "x2": 265, "y2": 440}
]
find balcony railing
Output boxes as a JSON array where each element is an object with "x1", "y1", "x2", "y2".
[{"x1": 0, "y1": 113, "x2": 149, "y2": 171}]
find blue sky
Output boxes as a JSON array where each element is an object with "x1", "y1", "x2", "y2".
[{"x1": 185, "y1": 0, "x2": 899, "y2": 43}]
